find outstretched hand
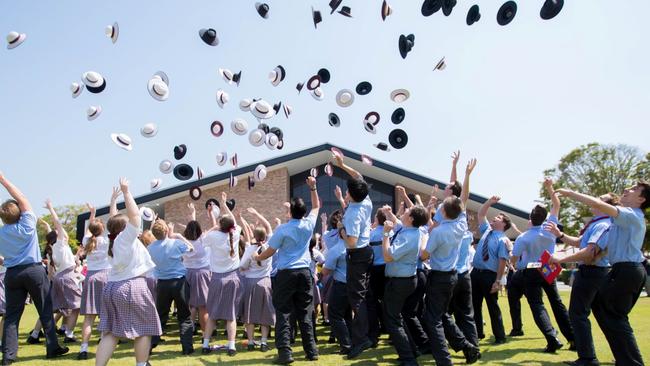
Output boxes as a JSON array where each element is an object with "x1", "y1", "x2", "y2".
[
  {"x1": 451, "y1": 150, "x2": 460, "y2": 165},
  {"x1": 111, "y1": 186, "x2": 122, "y2": 201},
  {"x1": 119, "y1": 177, "x2": 129, "y2": 193},
  {"x1": 488, "y1": 196, "x2": 501, "y2": 205},
  {"x1": 466, "y1": 158, "x2": 477, "y2": 175},
  {"x1": 332, "y1": 153, "x2": 344, "y2": 167}
]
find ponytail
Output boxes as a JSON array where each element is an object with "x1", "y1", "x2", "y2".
[
  {"x1": 85, "y1": 236, "x2": 98, "y2": 255},
  {"x1": 86, "y1": 219, "x2": 104, "y2": 255},
  {"x1": 228, "y1": 230, "x2": 235, "y2": 257}
]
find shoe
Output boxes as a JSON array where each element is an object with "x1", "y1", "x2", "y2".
[
  {"x1": 347, "y1": 339, "x2": 373, "y2": 359},
  {"x1": 327, "y1": 335, "x2": 336, "y2": 344},
  {"x1": 370, "y1": 339, "x2": 379, "y2": 348},
  {"x1": 247, "y1": 343, "x2": 255, "y2": 351},
  {"x1": 182, "y1": 348, "x2": 195, "y2": 355},
  {"x1": 1, "y1": 359, "x2": 14, "y2": 365},
  {"x1": 463, "y1": 345, "x2": 481, "y2": 364},
  {"x1": 46, "y1": 346, "x2": 70, "y2": 359},
  {"x1": 306, "y1": 354, "x2": 319, "y2": 361},
  {"x1": 227, "y1": 348, "x2": 237, "y2": 357},
  {"x1": 339, "y1": 347, "x2": 351, "y2": 355},
  {"x1": 477, "y1": 334, "x2": 485, "y2": 340},
  {"x1": 563, "y1": 359, "x2": 600, "y2": 366},
  {"x1": 56, "y1": 328, "x2": 66, "y2": 336},
  {"x1": 544, "y1": 339, "x2": 564, "y2": 353},
  {"x1": 494, "y1": 338, "x2": 507, "y2": 345},
  {"x1": 63, "y1": 336, "x2": 77, "y2": 343},
  {"x1": 509, "y1": 329, "x2": 524, "y2": 337},
  {"x1": 569, "y1": 341, "x2": 577, "y2": 351},
  {"x1": 201, "y1": 347, "x2": 212, "y2": 355},
  {"x1": 272, "y1": 355, "x2": 294, "y2": 364},
  {"x1": 260, "y1": 343, "x2": 269, "y2": 352},
  {"x1": 26, "y1": 335, "x2": 41, "y2": 344},
  {"x1": 77, "y1": 351, "x2": 88, "y2": 360},
  {"x1": 322, "y1": 320, "x2": 331, "y2": 326}
]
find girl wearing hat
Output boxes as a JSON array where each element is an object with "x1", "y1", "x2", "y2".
[
  {"x1": 45, "y1": 199, "x2": 82, "y2": 343},
  {"x1": 95, "y1": 178, "x2": 160, "y2": 366},
  {"x1": 202, "y1": 192, "x2": 242, "y2": 356}
]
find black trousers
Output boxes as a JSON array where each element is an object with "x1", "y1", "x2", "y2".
[
  {"x1": 569, "y1": 265, "x2": 608, "y2": 361},
  {"x1": 443, "y1": 271, "x2": 479, "y2": 351},
  {"x1": 2, "y1": 263, "x2": 61, "y2": 361},
  {"x1": 592, "y1": 262, "x2": 646, "y2": 366},
  {"x1": 328, "y1": 280, "x2": 352, "y2": 351},
  {"x1": 384, "y1": 277, "x2": 417, "y2": 363},
  {"x1": 272, "y1": 268, "x2": 318, "y2": 358},
  {"x1": 152, "y1": 277, "x2": 193, "y2": 352},
  {"x1": 345, "y1": 246, "x2": 373, "y2": 346},
  {"x1": 403, "y1": 269, "x2": 429, "y2": 350},
  {"x1": 425, "y1": 270, "x2": 458, "y2": 366},
  {"x1": 367, "y1": 264, "x2": 386, "y2": 342},
  {"x1": 507, "y1": 269, "x2": 525, "y2": 332},
  {"x1": 471, "y1": 269, "x2": 506, "y2": 341},
  {"x1": 522, "y1": 268, "x2": 574, "y2": 344}
]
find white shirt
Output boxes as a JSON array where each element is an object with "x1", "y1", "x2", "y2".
[
  {"x1": 107, "y1": 223, "x2": 156, "y2": 282},
  {"x1": 82, "y1": 235, "x2": 112, "y2": 271},
  {"x1": 183, "y1": 238, "x2": 211, "y2": 269},
  {"x1": 203, "y1": 227, "x2": 241, "y2": 273},
  {"x1": 0, "y1": 265, "x2": 6, "y2": 274},
  {"x1": 52, "y1": 238, "x2": 76, "y2": 275},
  {"x1": 240, "y1": 243, "x2": 272, "y2": 278},
  {"x1": 310, "y1": 248, "x2": 325, "y2": 276}
]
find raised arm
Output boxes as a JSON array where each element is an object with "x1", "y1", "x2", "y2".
[
  {"x1": 334, "y1": 185, "x2": 347, "y2": 211},
  {"x1": 381, "y1": 220, "x2": 396, "y2": 262},
  {"x1": 320, "y1": 213, "x2": 328, "y2": 236},
  {"x1": 478, "y1": 196, "x2": 500, "y2": 224},
  {"x1": 556, "y1": 189, "x2": 618, "y2": 218},
  {"x1": 461, "y1": 158, "x2": 477, "y2": 208},
  {"x1": 544, "y1": 221, "x2": 581, "y2": 247},
  {"x1": 168, "y1": 223, "x2": 194, "y2": 252},
  {"x1": 85, "y1": 202, "x2": 96, "y2": 237},
  {"x1": 332, "y1": 153, "x2": 363, "y2": 180},
  {"x1": 206, "y1": 203, "x2": 217, "y2": 229},
  {"x1": 119, "y1": 178, "x2": 140, "y2": 228},
  {"x1": 239, "y1": 213, "x2": 252, "y2": 243},
  {"x1": 450, "y1": 150, "x2": 460, "y2": 184},
  {"x1": 0, "y1": 172, "x2": 32, "y2": 212},
  {"x1": 396, "y1": 186, "x2": 413, "y2": 208},
  {"x1": 380, "y1": 205, "x2": 400, "y2": 225},
  {"x1": 219, "y1": 192, "x2": 236, "y2": 225},
  {"x1": 247, "y1": 207, "x2": 272, "y2": 236},
  {"x1": 544, "y1": 178, "x2": 560, "y2": 218},
  {"x1": 187, "y1": 203, "x2": 197, "y2": 222},
  {"x1": 307, "y1": 176, "x2": 320, "y2": 216},
  {"x1": 38, "y1": 218, "x2": 52, "y2": 234},
  {"x1": 45, "y1": 199, "x2": 68, "y2": 241},
  {"x1": 109, "y1": 186, "x2": 121, "y2": 218}
]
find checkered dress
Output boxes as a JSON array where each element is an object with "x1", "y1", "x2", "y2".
[
  {"x1": 0, "y1": 272, "x2": 5, "y2": 315},
  {"x1": 187, "y1": 267, "x2": 211, "y2": 307},
  {"x1": 240, "y1": 276, "x2": 275, "y2": 326},
  {"x1": 80, "y1": 268, "x2": 109, "y2": 315},
  {"x1": 207, "y1": 269, "x2": 241, "y2": 321},
  {"x1": 51, "y1": 266, "x2": 82, "y2": 316}
]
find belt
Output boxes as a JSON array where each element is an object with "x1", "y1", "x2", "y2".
[
  {"x1": 7, "y1": 262, "x2": 42, "y2": 271},
  {"x1": 387, "y1": 275, "x2": 417, "y2": 279},
  {"x1": 158, "y1": 276, "x2": 186, "y2": 281},
  {"x1": 612, "y1": 262, "x2": 644, "y2": 268},
  {"x1": 429, "y1": 269, "x2": 457, "y2": 275},
  {"x1": 347, "y1": 245, "x2": 370, "y2": 252},
  {"x1": 473, "y1": 268, "x2": 496, "y2": 274},
  {"x1": 578, "y1": 264, "x2": 609, "y2": 270},
  {"x1": 369, "y1": 241, "x2": 382, "y2": 247}
]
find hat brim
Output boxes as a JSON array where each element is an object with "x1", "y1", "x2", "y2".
[
  {"x1": 335, "y1": 89, "x2": 354, "y2": 107},
  {"x1": 110, "y1": 133, "x2": 133, "y2": 151},
  {"x1": 150, "y1": 180, "x2": 162, "y2": 192},
  {"x1": 356, "y1": 82, "x2": 372, "y2": 95},
  {"x1": 6, "y1": 33, "x2": 26, "y2": 49},
  {"x1": 87, "y1": 106, "x2": 102, "y2": 121},
  {"x1": 250, "y1": 103, "x2": 276, "y2": 119},
  {"x1": 174, "y1": 164, "x2": 194, "y2": 181},
  {"x1": 71, "y1": 84, "x2": 84, "y2": 98},
  {"x1": 216, "y1": 92, "x2": 228, "y2": 108},
  {"x1": 231, "y1": 121, "x2": 249, "y2": 135},
  {"x1": 199, "y1": 29, "x2": 219, "y2": 46},
  {"x1": 390, "y1": 89, "x2": 410, "y2": 103},
  {"x1": 540, "y1": 0, "x2": 563, "y2": 20},
  {"x1": 148, "y1": 79, "x2": 169, "y2": 101},
  {"x1": 211, "y1": 121, "x2": 224, "y2": 137},
  {"x1": 111, "y1": 23, "x2": 119, "y2": 43},
  {"x1": 254, "y1": 168, "x2": 267, "y2": 182},
  {"x1": 216, "y1": 154, "x2": 227, "y2": 166},
  {"x1": 140, "y1": 125, "x2": 158, "y2": 138},
  {"x1": 159, "y1": 160, "x2": 174, "y2": 174},
  {"x1": 311, "y1": 89, "x2": 325, "y2": 101},
  {"x1": 189, "y1": 186, "x2": 202, "y2": 200},
  {"x1": 497, "y1": 1, "x2": 517, "y2": 25},
  {"x1": 389, "y1": 129, "x2": 409, "y2": 149},
  {"x1": 249, "y1": 130, "x2": 266, "y2": 146},
  {"x1": 306, "y1": 75, "x2": 321, "y2": 91},
  {"x1": 82, "y1": 72, "x2": 106, "y2": 89},
  {"x1": 391, "y1": 108, "x2": 405, "y2": 124}
]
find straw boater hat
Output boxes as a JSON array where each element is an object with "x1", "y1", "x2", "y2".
[
  {"x1": 151, "y1": 71, "x2": 169, "y2": 86},
  {"x1": 87, "y1": 106, "x2": 102, "y2": 121},
  {"x1": 140, "y1": 123, "x2": 158, "y2": 137},
  {"x1": 249, "y1": 128, "x2": 266, "y2": 147},
  {"x1": 277, "y1": 138, "x2": 284, "y2": 150},
  {"x1": 82, "y1": 71, "x2": 107, "y2": 94},
  {"x1": 283, "y1": 104, "x2": 293, "y2": 118},
  {"x1": 363, "y1": 112, "x2": 380, "y2": 134},
  {"x1": 269, "y1": 65, "x2": 286, "y2": 86},
  {"x1": 150, "y1": 178, "x2": 162, "y2": 192},
  {"x1": 216, "y1": 152, "x2": 228, "y2": 166},
  {"x1": 197, "y1": 166, "x2": 205, "y2": 180},
  {"x1": 254, "y1": 164, "x2": 267, "y2": 181},
  {"x1": 466, "y1": 5, "x2": 481, "y2": 25},
  {"x1": 311, "y1": 87, "x2": 324, "y2": 101},
  {"x1": 140, "y1": 207, "x2": 155, "y2": 222},
  {"x1": 173, "y1": 164, "x2": 194, "y2": 181},
  {"x1": 390, "y1": 89, "x2": 410, "y2": 103},
  {"x1": 255, "y1": 3, "x2": 270, "y2": 18},
  {"x1": 219, "y1": 68, "x2": 241, "y2": 86},
  {"x1": 205, "y1": 198, "x2": 220, "y2": 214},
  {"x1": 199, "y1": 28, "x2": 219, "y2": 46},
  {"x1": 229, "y1": 173, "x2": 238, "y2": 188},
  {"x1": 381, "y1": 0, "x2": 393, "y2": 21},
  {"x1": 307, "y1": 75, "x2": 321, "y2": 91},
  {"x1": 328, "y1": 113, "x2": 341, "y2": 127},
  {"x1": 189, "y1": 186, "x2": 202, "y2": 200},
  {"x1": 250, "y1": 100, "x2": 275, "y2": 119},
  {"x1": 110, "y1": 133, "x2": 133, "y2": 151},
  {"x1": 105, "y1": 22, "x2": 119, "y2": 43},
  {"x1": 540, "y1": 0, "x2": 563, "y2": 20},
  {"x1": 231, "y1": 119, "x2": 249, "y2": 135},
  {"x1": 210, "y1": 121, "x2": 224, "y2": 137},
  {"x1": 70, "y1": 82, "x2": 84, "y2": 98},
  {"x1": 361, "y1": 154, "x2": 373, "y2": 166},
  {"x1": 174, "y1": 144, "x2": 187, "y2": 160},
  {"x1": 148, "y1": 74, "x2": 169, "y2": 101},
  {"x1": 248, "y1": 176, "x2": 255, "y2": 190},
  {"x1": 239, "y1": 98, "x2": 252, "y2": 111},
  {"x1": 497, "y1": 1, "x2": 517, "y2": 26},
  {"x1": 6, "y1": 31, "x2": 26, "y2": 49},
  {"x1": 389, "y1": 129, "x2": 409, "y2": 149},
  {"x1": 159, "y1": 160, "x2": 174, "y2": 174},
  {"x1": 270, "y1": 127, "x2": 283, "y2": 140},
  {"x1": 324, "y1": 162, "x2": 334, "y2": 176},
  {"x1": 216, "y1": 89, "x2": 229, "y2": 108},
  {"x1": 433, "y1": 57, "x2": 446, "y2": 71},
  {"x1": 310, "y1": 167, "x2": 319, "y2": 178},
  {"x1": 391, "y1": 107, "x2": 405, "y2": 124},
  {"x1": 374, "y1": 142, "x2": 391, "y2": 151},
  {"x1": 231, "y1": 153, "x2": 238, "y2": 167},
  {"x1": 265, "y1": 133, "x2": 279, "y2": 150},
  {"x1": 336, "y1": 89, "x2": 355, "y2": 107}
]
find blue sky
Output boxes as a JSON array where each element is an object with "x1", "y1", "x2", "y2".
[{"x1": 1, "y1": 0, "x2": 649, "y2": 215}]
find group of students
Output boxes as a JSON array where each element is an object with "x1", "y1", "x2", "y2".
[{"x1": 0, "y1": 149, "x2": 647, "y2": 366}]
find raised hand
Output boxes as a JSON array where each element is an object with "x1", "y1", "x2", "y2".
[
  {"x1": 395, "y1": 185, "x2": 406, "y2": 197},
  {"x1": 119, "y1": 177, "x2": 129, "y2": 193},
  {"x1": 332, "y1": 153, "x2": 344, "y2": 167},
  {"x1": 220, "y1": 191, "x2": 227, "y2": 202},
  {"x1": 488, "y1": 196, "x2": 501, "y2": 205},
  {"x1": 306, "y1": 176, "x2": 316, "y2": 188},
  {"x1": 111, "y1": 186, "x2": 122, "y2": 201},
  {"x1": 383, "y1": 220, "x2": 395, "y2": 232},
  {"x1": 320, "y1": 212, "x2": 328, "y2": 223},
  {"x1": 451, "y1": 150, "x2": 460, "y2": 165},
  {"x1": 544, "y1": 221, "x2": 562, "y2": 237},
  {"x1": 44, "y1": 199, "x2": 53, "y2": 210},
  {"x1": 247, "y1": 207, "x2": 259, "y2": 215},
  {"x1": 466, "y1": 158, "x2": 477, "y2": 175}
]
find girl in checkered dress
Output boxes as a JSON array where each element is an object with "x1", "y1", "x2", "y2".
[{"x1": 95, "y1": 179, "x2": 160, "y2": 366}]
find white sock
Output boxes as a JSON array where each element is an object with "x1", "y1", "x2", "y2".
[
  {"x1": 261, "y1": 337, "x2": 268, "y2": 344},
  {"x1": 80, "y1": 343, "x2": 88, "y2": 352},
  {"x1": 65, "y1": 329, "x2": 74, "y2": 338},
  {"x1": 31, "y1": 329, "x2": 40, "y2": 338},
  {"x1": 202, "y1": 338, "x2": 210, "y2": 348},
  {"x1": 136, "y1": 363, "x2": 147, "y2": 366},
  {"x1": 227, "y1": 340, "x2": 235, "y2": 350}
]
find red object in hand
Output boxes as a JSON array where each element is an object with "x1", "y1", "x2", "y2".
[{"x1": 538, "y1": 250, "x2": 562, "y2": 284}]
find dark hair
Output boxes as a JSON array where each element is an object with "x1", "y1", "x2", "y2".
[
  {"x1": 442, "y1": 196, "x2": 463, "y2": 220},
  {"x1": 409, "y1": 205, "x2": 430, "y2": 227},
  {"x1": 600, "y1": 193, "x2": 620, "y2": 206},
  {"x1": 328, "y1": 210, "x2": 342, "y2": 229},
  {"x1": 219, "y1": 216, "x2": 236, "y2": 257},
  {"x1": 638, "y1": 181, "x2": 650, "y2": 210},
  {"x1": 184, "y1": 220, "x2": 203, "y2": 241},
  {"x1": 347, "y1": 178, "x2": 369, "y2": 202},
  {"x1": 375, "y1": 209, "x2": 387, "y2": 226},
  {"x1": 449, "y1": 181, "x2": 462, "y2": 197},
  {"x1": 499, "y1": 213, "x2": 512, "y2": 231},
  {"x1": 0, "y1": 199, "x2": 20, "y2": 225},
  {"x1": 290, "y1": 197, "x2": 307, "y2": 219},
  {"x1": 106, "y1": 214, "x2": 128, "y2": 258},
  {"x1": 530, "y1": 205, "x2": 548, "y2": 226},
  {"x1": 238, "y1": 236, "x2": 246, "y2": 259},
  {"x1": 44, "y1": 231, "x2": 57, "y2": 268},
  {"x1": 309, "y1": 236, "x2": 318, "y2": 259}
]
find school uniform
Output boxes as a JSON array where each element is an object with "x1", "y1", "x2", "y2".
[
  {"x1": 148, "y1": 237, "x2": 193, "y2": 353},
  {"x1": 591, "y1": 207, "x2": 646, "y2": 366},
  {"x1": 506, "y1": 249, "x2": 526, "y2": 335},
  {"x1": 310, "y1": 248, "x2": 325, "y2": 305},
  {"x1": 342, "y1": 196, "x2": 374, "y2": 350},
  {"x1": 80, "y1": 236, "x2": 111, "y2": 315},
  {"x1": 268, "y1": 212, "x2": 319, "y2": 360},
  {"x1": 513, "y1": 215, "x2": 574, "y2": 349},
  {"x1": 98, "y1": 223, "x2": 161, "y2": 340},
  {"x1": 183, "y1": 238, "x2": 212, "y2": 308},
  {"x1": 402, "y1": 226, "x2": 430, "y2": 354},
  {"x1": 239, "y1": 243, "x2": 275, "y2": 326},
  {"x1": 324, "y1": 240, "x2": 351, "y2": 353},
  {"x1": 0, "y1": 266, "x2": 5, "y2": 315},
  {"x1": 320, "y1": 230, "x2": 340, "y2": 304},
  {"x1": 203, "y1": 228, "x2": 242, "y2": 322},
  {"x1": 367, "y1": 225, "x2": 387, "y2": 344},
  {"x1": 471, "y1": 218, "x2": 509, "y2": 342},
  {"x1": 51, "y1": 238, "x2": 82, "y2": 316}
]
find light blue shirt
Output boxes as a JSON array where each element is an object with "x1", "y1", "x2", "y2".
[
  {"x1": 456, "y1": 231, "x2": 474, "y2": 273},
  {"x1": 323, "y1": 240, "x2": 347, "y2": 283},
  {"x1": 369, "y1": 226, "x2": 386, "y2": 266},
  {"x1": 147, "y1": 238, "x2": 190, "y2": 279},
  {"x1": 268, "y1": 212, "x2": 317, "y2": 270},
  {"x1": 472, "y1": 218, "x2": 510, "y2": 271},
  {"x1": 322, "y1": 229, "x2": 340, "y2": 251},
  {"x1": 432, "y1": 203, "x2": 444, "y2": 224},
  {"x1": 270, "y1": 250, "x2": 279, "y2": 277},
  {"x1": 426, "y1": 211, "x2": 467, "y2": 272},
  {"x1": 0, "y1": 211, "x2": 42, "y2": 268},
  {"x1": 385, "y1": 226, "x2": 421, "y2": 277},
  {"x1": 512, "y1": 239, "x2": 528, "y2": 270},
  {"x1": 579, "y1": 216, "x2": 610, "y2": 267},
  {"x1": 343, "y1": 196, "x2": 372, "y2": 248},
  {"x1": 417, "y1": 226, "x2": 429, "y2": 270},
  {"x1": 513, "y1": 215, "x2": 558, "y2": 268},
  {"x1": 599, "y1": 207, "x2": 645, "y2": 264}
]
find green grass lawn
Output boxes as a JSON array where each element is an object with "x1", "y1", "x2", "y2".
[{"x1": 7, "y1": 292, "x2": 650, "y2": 365}]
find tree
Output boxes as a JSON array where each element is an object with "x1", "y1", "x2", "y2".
[
  {"x1": 542, "y1": 143, "x2": 650, "y2": 250},
  {"x1": 37, "y1": 204, "x2": 86, "y2": 252}
]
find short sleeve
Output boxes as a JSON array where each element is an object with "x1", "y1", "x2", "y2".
[
  {"x1": 343, "y1": 208, "x2": 362, "y2": 238},
  {"x1": 497, "y1": 238, "x2": 510, "y2": 260},
  {"x1": 239, "y1": 246, "x2": 254, "y2": 270},
  {"x1": 176, "y1": 239, "x2": 190, "y2": 254},
  {"x1": 306, "y1": 211, "x2": 318, "y2": 231},
  {"x1": 433, "y1": 207, "x2": 443, "y2": 223},
  {"x1": 313, "y1": 249, "x2": 325, "y2": 264},
  {"x1": 425, "y1": 229, "x2": 440, "y2": 253},
  {"x1": 614, "y1": 207, "x2": 638, "y2": 228},
  {"x1": 512, "y1": 236, "x2": 524, "y2": 257},
  {"x1": 268, "y1": 227, "x2": 283, "y2": 250},
  {"x1": 479, "y1": 218, "x2": 490, "y2": 235},
  {"x1": 17, "y1": 211, "x2": 37, "y2": 234},
  {"x1": 323, "y1": 246, "x2": 339, "y2": 270},
  {"x1": 594, "y1": 229, "x2": 610, "y2": 250},
  {"x1": 586, "y1": 222, "x2": 609, "y2": 245},
  {"x1": 546, "y1": 215, "x2": 559, "y2": 225},
  {"x1": 116, "y1": 223, "x2": 139, "y2": 248},
  {"x1": 390, "y1": 234, "x2": 414, "y2": 261}
]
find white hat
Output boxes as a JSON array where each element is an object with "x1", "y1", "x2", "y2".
[
  {"x1": 216, "y1": 89, "x2": 229, "y2": 108},
  {"x1": 390, "y1": 89, "x2": 410, "y2": 103},
  {"x1": 148, "y1": 78, "x2": 169, "y2": 101},
  {"x1": 283, "y1": 104, "x2": 293, "y2": 118},
  {"x1": 197, "y1": 167, "x2": 205, "y2": 180},
  {"x1": 216, "y1": 152, "x2": 228, "y2": 166},
  {"x1": 324, "y1": 163, "x2": 334, "y2": 177},
  {"x1": 310, "y1": 167, "x2": 319, "y2": 178},
  {"x1": 307, "y1": 75, "x2": 321, "y2": 90},
  {"x1": 6, "y1": 31, "x2": 26, "y2": 49},
  {"x1": 254, "y1": 164, "x2": 267, "y2": 181},
  {"x1": 361, "y1": 154, "x2": 374, "y2": 166},
  {"x1": 110, "y1": 133, "x2": 133, "y2": 151},
  {"x1": 231, "y1": 153, "x2": 238, "y2": 167},
  {"x1": 250, "y1": 100, "x2": 275, "y2": 120},
  {"x1": 189, "y1": 186, "x2": 202, "y2": 201},
  {"x1": 269, "y1": 65, "x2": 286, "y2": 87},
  {"x1": 140, "y1": 123, "x2": 158, "y2": 138},
  {"x1": 229, "y1": 173, "x2": 238, "y2": 188},
  {"x1": 210, "y1": 121, "x2": 224, "y2": 137},
  {"x1": 82, "y1": 71, "x2": 106, "y2": 93},
  {"x1": 239, "y1": 99, "x2": 252, "y2": 112},
  {"x1": 363, "y1": 111, "x2": 380, "y2": 134},
  {"x1": 265, "y1": 133, "x2": 279, "y2": 150},
  {"x1": 87, "y1": 105, "x2": 102, "y2": 121},
  {"x1": 159, "y1": 159, "x2": 174, "y2": 174},
  {"x1": 231, "y1": 119, "x2": 248, "y2": 135},
  {"x1": 219, "y1": 68, "x2": 241, "y2": 85},
  {"x1": 249, "y1": 129, "x2": 266, "y2": 147},
  {"x1": 105, "y1": 22, "x2": 119, "y2": 43},
  {"x1": 311, "y1": 87, "x2": 324, "y2": 101},
  {"x1": 336, "y1": 89, "x2": 355, "y2": 107},
  {"x1": 70, "y1": 82, "x2": 84, "y2": 98},
  {"x1": 151, "y1": 71, "x2": 169, "y2": 86},
  {"x1": 150, "y1": 178, "x2": 162, "y2": 192},
  {"x1": 140, "y1": 207, "x2": 155, "y2": 222}
]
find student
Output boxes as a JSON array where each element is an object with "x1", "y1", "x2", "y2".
[
  {"x1": 331, "y1": 152, "x2": 374, "y2": 359},
  {"x1": 309, "y1": 234, "x2": 325, "y2": 342},
  {"x1": 321, "y1": 228, "x2": 350, "y2": 355},
  {"x1": 321, "y1": 209, "x2": 343, "y2": 341},
  {"x1": 0, "y1": 172, "x2": 68, "y2": 364},
  {"x1": 367, "y1": 208, "x2": 387, "y2": 347},
  {"x1": 470, "y1": 195, "x2": 511, "y2": 344},
  {"x1": 512, "y1": 179, "x2": 574, "y2": 353},
  {"x1": 254, "y1": 176, "x2": 320, "y2": 365},
  {"x1": 551, "y1": 182, "x2": 650, "y2": 366},
  {"x1": 202, "y1": 192, "x2": 242, "y2": 357},
  {"x1": 0, "y1": 257, "x2": 4, "y2": 350},
  {"x1": 148, "y1": 218, "x2": 194, "y2": 355}
]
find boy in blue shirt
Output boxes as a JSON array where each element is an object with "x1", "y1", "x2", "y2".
[{"x1": 321, "y1": 234, "x2": 350, "y2": 355}]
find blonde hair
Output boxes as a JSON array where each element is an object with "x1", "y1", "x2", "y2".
[
  {"x1": 140, "y1": 230, "x2": 156, "y2": 246},
  {"x1": 151, "y1": 219, "x2": 168, "y2": 240},
  {"x1": 0, "y1": 200, "x2": 20, "y2": 225},
  {"x1": 253, "y1": 227, "x2": 267, "y2": 243},
  {"x1": 85, "y1": 219, "x2": 105, "y2": 254}
]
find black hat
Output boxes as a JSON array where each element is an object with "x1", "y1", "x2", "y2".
[
  {"x1": 307, "y1": 75, "x2": 321, "y2": 90},
  {"x1": 199, "y1": 28, "x2": 219, "y2": 46},
  {"x1": 317, "y1": 68, "x2": 331, "y2": 84},
  {"x1": 173, "y1": 164, "x2": 194, "y2": 181},
  {"x1": 329, "y1": 0, "x2": 342, "y2": 14},
  {"x1": 312, "y1": 7, "x2": 322, "y2": 28},
  {"x1": 232, "y1": 71, "x2": 242, "y2": 86},
  {"x1": 328, "y1": 113, "x2": 341, "y2": 127},
  {"x1": 206, "y1": 198, "x2": 235, "y2": 211},
  {"x1": 225, "y1": 198, "x2": 236, "y2": 211},
  {"x1": 296, "y1": 82, "x2": 305, "y2": 93},
  {"x1": 381, "y1": 0, "x2": 393, "y2": 21},
  {"x1": 441, "y1": 0, "x2": 457, "y2": 16},
  {"x1": 273, "y1": 102, "x2": 282, "y2": 114},
  {"x1": 205, "y1": 198, "x2": 219, "y2": 209},
  {"x1": 388, "y1": 129, "x2": 408, "y2": 149},
  {"x1": 270, "y1": 127, "x2": 283, "y2": 140},
  {"x1": 391, "y1": 108, "x2": 405, "y2": 124},
  {"x1": 258, "y1": 123, "x2": 270, "y2": 134},
  {"x1": 497, "y1": 1, "x2": 517, "y2": 26},
  {"x1": 398, "y1": 34, "x2": 415, "y2": 59},
  {"x1": 356, "y1": 81, "x2": 372, "y2": 95},
  {"x1": 540, "y1": 0, "x2": 563, "y2": 20},
  {"x1": 338, "y1": 6, "x2": 352, "y2": 17},
  {"x1": 277, "y1": 139, "x2": 284, "y2": 150},
  {"x1": 421, "y1": 0, "x2": 441, "y2": 16},
  {"x1": 189, "y1": 186, "x2": 202, "y2": 201},
  {"x1": 255, "y1": 3, "x2": 270, "y2": 18},
  {"x1": 248, "y1": 176, "x2": 255, "y2": 191},
  {"x1": 375, "y1": 142, "x2": 390, "y2": 151},
  {"x1": 466, "y1": 5, "x2": 481, "y2": 25},
  {"x1": 174, "y1": 144, "x2": 187, "y2": 160}
]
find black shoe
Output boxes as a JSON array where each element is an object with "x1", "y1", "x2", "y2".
[
  {"x1": 201, "y1": 347, "x2": 212, "y2": 355},
  {"x1": 306, "y1": 354, "x2": 319, "y2": 361},
  {"x1": 322, "y1": 320, "x2": 331, "y2": 326},
  {"x1": 26, "y1": 335, "x2": 41, "y2": 344},
  {"x1": 563, "y1": 359, "x2": 600, "y2": 366},
  {"x1": 339, "y1": 347, "x2": 351, "y2": 355},
  {"x1": 46, "y1": 346, "x2": 70, "y2": 359},
  {"x1": 509, "y1": 329, "x2": 524, "y2": 337},
  {"x1": 182, "y1": 348, "x2": 195, "y2": 355},
  {"x1": 569, "y1": 341, "x2": 577, "y2": 351},
  {"x1": 63, "y1": 336, "x2": 77, "y2": 343},
  {"x1": 463, "y1": 345, "x2": 481, "y2": 364},
  {"x1": 494, "y1": 338, "x2": 507, "y2": 345},
  {"x1": 327, "y1": 335, "x2": 336, "y2": 344},
  {"x1": 370, "y1": 339, "x2": 379, "y2": 348},
  {"x1": 1, "y1": 359, "x2": 14, "y2": 365},
  {"x1": 347, "y1": 339, "x2": 373, "y2": 359},
  {"x1": 77, "y1": 351, "x2": 88, "y2": 360},
  {"x1": 247, "y1": 343, "x2": 255, "y2": 351},
  {"x1": 477, "y1": 334, "x2": 485, "y2": 340},
  {"x1": 227, "y1": 348, "x2": 237, "y2": 357},
  {"x1": 260, "y1": 343, "x2": 269, "y2": 352},
  {"x1": 272, "y1": 355, "x2": 294, "y2": 365},
  {"x1": 56, "y1": 328, "x2": 66, "y2": 336},
  {"x1": 544, "y1": 339, "x2": 564, "y2": 353}
]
